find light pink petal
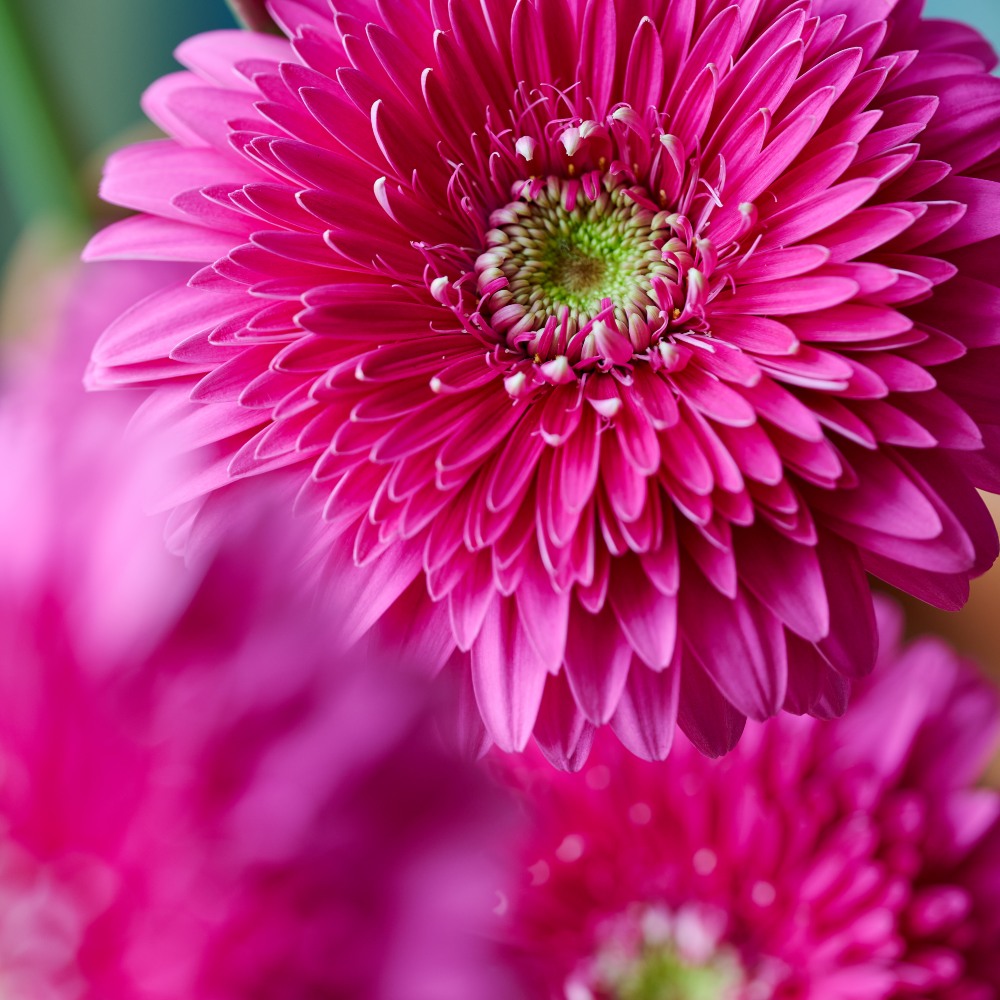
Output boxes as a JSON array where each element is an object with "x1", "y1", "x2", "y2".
[
  {"x1": 608, "y1": 555, "x2": 678, "y2": 669},
  {"x1": 564, "y1": 601, "x2": 633, "y2": 725},
  {"x1": 533, "y1": 670, "x2": 596, "y2": 772},
  {"x1": 471, "y1": 595, "x2": 548, "y2": 752}
]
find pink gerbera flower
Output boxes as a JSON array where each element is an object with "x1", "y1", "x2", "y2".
[
  {"x1": 86, "y1": 0, "x2": 1000, "y2": 765},
  {"x1": 499, "y1": 599, "x2": 1000, "y2": 998},
  {"x1": 0, "y1": 263, "x2": 518, "y2": 1000}
]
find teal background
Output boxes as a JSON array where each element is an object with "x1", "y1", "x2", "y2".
[{"x1": 0, "y1": 0, "x2": 998, "y2": 260}]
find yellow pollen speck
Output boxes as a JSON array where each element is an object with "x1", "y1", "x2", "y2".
[
  {"x1": 533, "y1": 353, "x2": 543, "y2": 364},
  {"x1": 567, "y1": 162, "x2": 576, "y2": 176},
  {"x1": 671, "y1": 307, "x2": 681, "y2": 319},
  {"x1": 598, "y1": 156, "x2": 607, "y2": 169}
]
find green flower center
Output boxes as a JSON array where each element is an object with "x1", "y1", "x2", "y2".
[
  {"x1": 523, "y1": 214, "x2": 655, "y2": 314},
  {"x1": 475, "y1": 175, "x2": 679, "y2": 344},
  {"x1": 608, "y1": 943, "x2": 742, "y2": 1000},
  {"x1": 574, "y1": 905, "x2": 752, "y2": 1000}
]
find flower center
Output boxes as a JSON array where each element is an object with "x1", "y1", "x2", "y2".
[
  {"x1": 570, "y1": 905, "x2": 758, "y2": 1000},
  {"x1": 475, "y1": 174, "x2": 681, "y2": 355},
  {"x1": 605, "y1": 946, "x2": 742, "y2": 1000}
]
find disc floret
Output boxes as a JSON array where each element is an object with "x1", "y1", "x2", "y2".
[
  {"x1": 570, "y1": 904, "x2": 772, "y2": 1000},
  {"x1": 475, "y1": 173, "x2": 694, "y2": 371}
]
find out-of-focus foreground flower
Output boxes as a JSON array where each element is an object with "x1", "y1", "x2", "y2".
[
  {"x1": 0, "y1": 262, "x2": 517, "y2": 999},
  {"x1": 499, "y1": 598, "x2": 1000, "y2": 999},
  {"x1": 84, "y1": 0, "x2": 1000, "y2": 766}
]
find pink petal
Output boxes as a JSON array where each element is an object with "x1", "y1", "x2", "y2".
[
  {"x1": 471, "y1": 595, "x2": 549, "y2": 752},
  {"x1": 735, "y1": 525, "x2": 830, "y2": 642},
  {"x1": 608, "y1": 555, "x2": 678, "y2": 669},
  {"x1": 533, "y1": 670, "x2": 596, "y2": 772},
  {"x1": 610, "y1": 655, "x2": 681, "y2": 761},
  {"x1": 676, "y1": 654, "x2": 747, "y2": 757},
  {"x1": 683, "y1": 576, "x2": 788, "y2": 721},
  {"x1": 564, "y1": 601, "x2": 633, "y2": 725}
]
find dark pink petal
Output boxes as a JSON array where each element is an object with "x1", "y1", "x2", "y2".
[
  {"x1": 814, "y1": 530, "x2": 878, "y2": 679},
  {"x1": 676, "y1": 654, "x2": 746, "y2": 758},
  {"x1": 610, "y1": 655, "x2": 681, "y2": 761},
  {"x1": 783, "y1": 634, "x2": 850, "y2": 719},
  {"x1": 683, "y1": 574, "x2": 788, "y2": 721},
  {"x1": 735, "y1": 525, "x2": 830, "y2": 642}
]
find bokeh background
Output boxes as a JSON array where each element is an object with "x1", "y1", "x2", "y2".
[{"x1": 1, "y1": 0, "x2": 999, "y2": 691}]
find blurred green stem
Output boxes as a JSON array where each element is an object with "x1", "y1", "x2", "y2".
[
  {"x1": 225, "y1": 0, "x2": 282, "y2": 34},
  {"x1": 0, "y1": 0, "x2": 89, "y2": 234}
]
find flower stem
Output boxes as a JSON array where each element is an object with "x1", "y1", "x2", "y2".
[
  {"x1": 0, "y1": 0, "x2": 89, "y2": 235},
  {"x1": 225, "y1": 0, "x2": 283, "y2": 34}
]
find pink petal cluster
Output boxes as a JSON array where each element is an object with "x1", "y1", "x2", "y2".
[
  {"x1": 0, "y1": 263, "x2": 518, "y2": 999},
  {"x1": 499, "y1": 599, "x2": 1000, "y2": 999},
  {"x1": 85, "y1": 0, "x2": 1000, "y2": 764}
]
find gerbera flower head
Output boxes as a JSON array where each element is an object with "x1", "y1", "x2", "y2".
[
  {"x1": 0, "y1": 262, "x2": 518, "y2": 999},
  {"x1": 86, "y1": 0, "x2": 1000, "y2": 765},
  {"x1": 499, "y1": 598, "x2": 1000, "y2": 998}
]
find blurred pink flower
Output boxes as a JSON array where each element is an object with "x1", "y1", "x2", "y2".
[
  {"x1": 499, "y1": 599, "x2": 1000, "y2": 998},
  {"x1": 0, "y1": 262, "x2": 518, "y2": 999},
  {"x1": 85, "y1": 0, "x2": 1000, "y2": 765}
]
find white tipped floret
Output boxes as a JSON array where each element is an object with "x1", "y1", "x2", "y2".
[
  {"x1": 539, "y1": 355, "x2": 575, "y2": 385},
  {"x1": 687, "y1": 268, "x2": 707, "y2": 308},
  {"x1": 658, "y1": 340, "x2": 680, "y2": 369},
  {"x1": 560, "y1": 127, "x2": 583, "y2": 157},
  {"x1": 592, "y1": 319, "x2": 634, "y2": 366},
  {"x1": 504, "y1": 370, "x2": 529, "y2": 398},
  {"x1": 610, "y1": 105, "x2": 644, "y2": 134},
  {"x1": 430, "y1": 276, "x2": 451, "y2": 303},
  {"x1": 588, "y1": 394, "x2": 622, "y2": 419},
  {"x1": 515, "y1": 135, "x2": 537, "y2": 161}
]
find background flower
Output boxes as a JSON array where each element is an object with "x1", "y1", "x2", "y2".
[
  {"x1": 0, "y1": 260, "x2": 518, "y2": 999},
  {"x1": 83, "y1": 0, "x2": 1000, "y2": 765},
  {"x1": 499, "y1": 598, "x2": 1000, "y2": 998}
]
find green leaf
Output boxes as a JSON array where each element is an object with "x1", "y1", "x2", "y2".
[{"x1": 0, "y1": 0, "x2": 89, "y2": 234}]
